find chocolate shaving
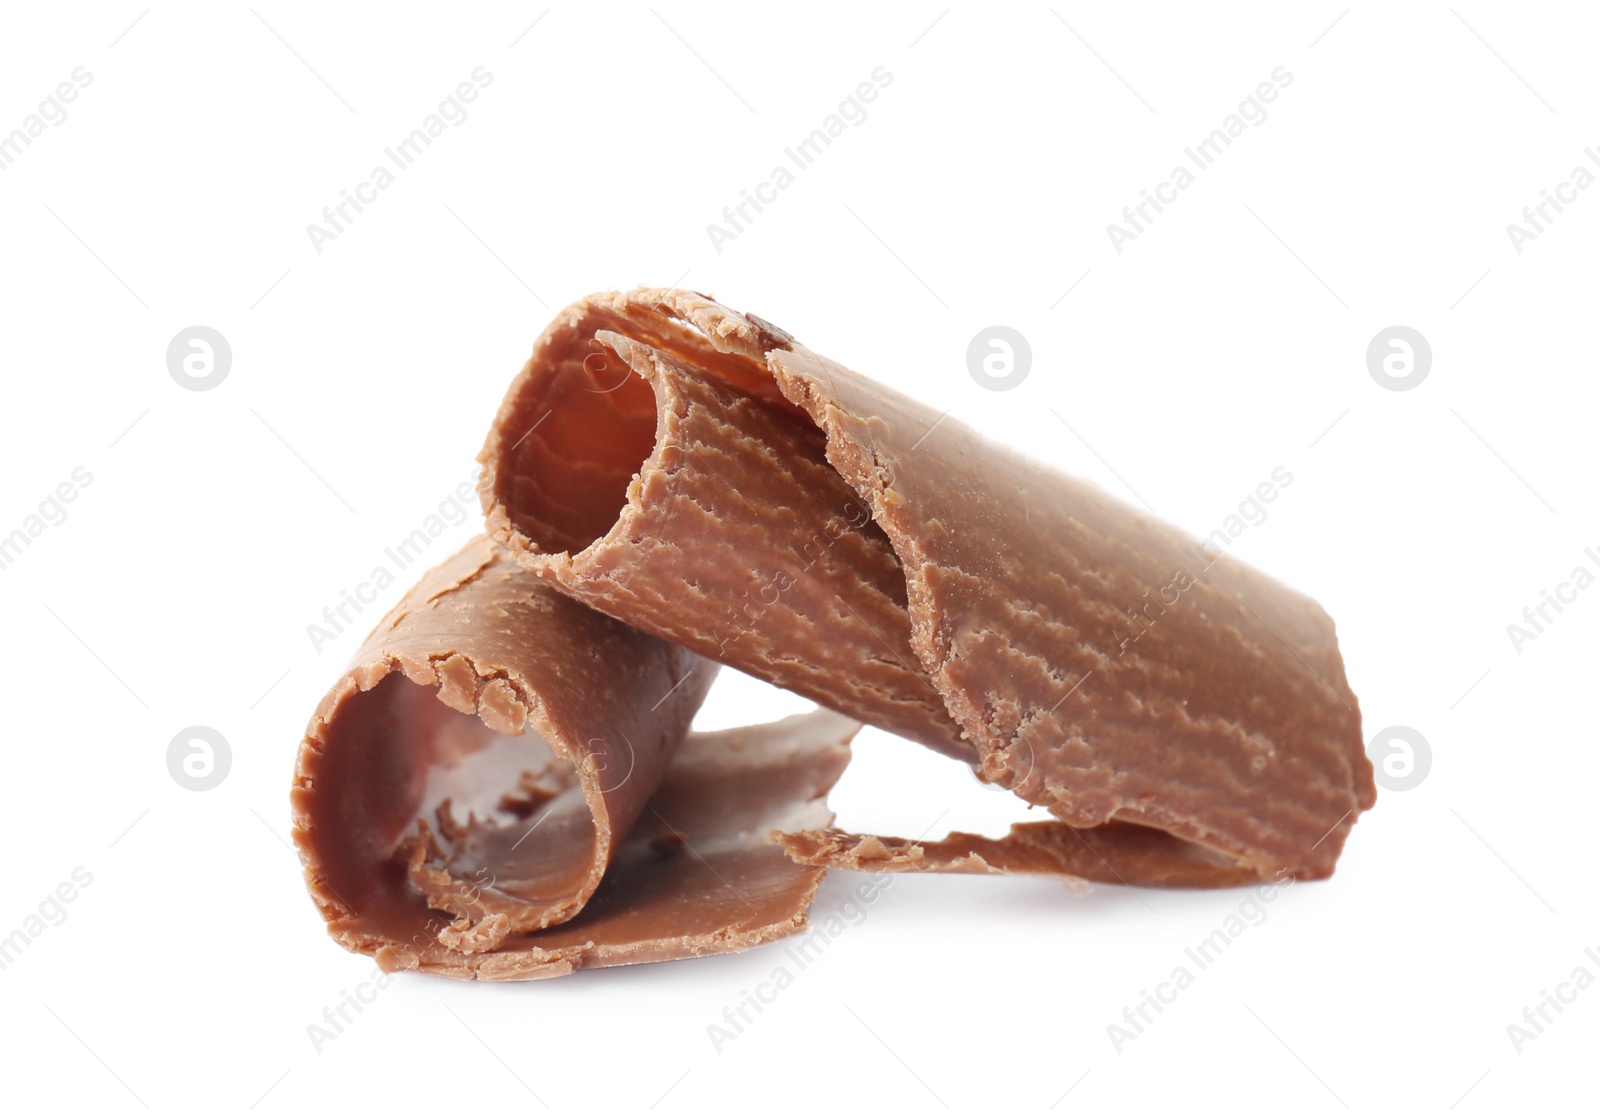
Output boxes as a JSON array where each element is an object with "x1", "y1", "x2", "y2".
[
  {"x1": 292, "y1": 536, "x2": 859, "y2": 979},
  {"x1": 295, "y1": 286, "x2": 1376, "y2": 982},
  {"x1": 478, "y1": 288, "x2": 1376, "y2": 886}
]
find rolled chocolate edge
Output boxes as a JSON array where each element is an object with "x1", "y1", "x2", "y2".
[
  {"x1": 479, "y1": 289, "x2": 1376, "y2": 885},
  {"x1": 292, "y1": 536, "x2": 859, "y2": 979}
]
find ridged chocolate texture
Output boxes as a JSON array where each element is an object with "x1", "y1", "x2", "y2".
[
  {"x1": 292, "y1": 536, "x2": 858, "y2": 980},
  {"x1": 480, "y1": 290, "x2": 1376, "y2": 884}
]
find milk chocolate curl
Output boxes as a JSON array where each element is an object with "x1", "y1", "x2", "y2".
[
  {"x1": 292, "y1": 536, "x2": 858, "y2": 979},
  {"x1": 480, "y1": 289, "x2": 1376, "y2": 885}
]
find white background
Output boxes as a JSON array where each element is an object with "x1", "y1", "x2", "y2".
[{"x1": 0, "y1": 2, "x2": 1593, "y2": 1115}]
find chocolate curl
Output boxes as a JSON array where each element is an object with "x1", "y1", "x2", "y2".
[
  {"x1": 293, "y1": 536, "x2": 858, "y2": 979},
  {"x1": 479, "y1": 289, "x2": 1375, "y2": 885}
]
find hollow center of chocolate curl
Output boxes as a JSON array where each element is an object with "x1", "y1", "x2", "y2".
[
  {"x1": 495, "y1": 329, "x2": 662, "y2": 555},
  {"x1": 490, "y1": 302, "x2": 804, "y2": 558},
  {"x1": 309, "y1": 672, "x2": 598, "y2": 946}
]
